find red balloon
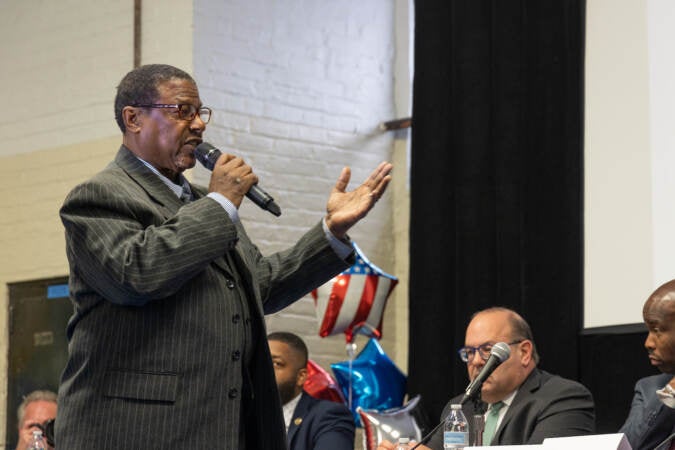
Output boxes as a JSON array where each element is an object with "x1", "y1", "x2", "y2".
[{"x1": 303, "y1": 359, "x2": 346, "y2": 403}]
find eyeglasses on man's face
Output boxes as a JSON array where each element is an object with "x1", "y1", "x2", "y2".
[
  {"x1": 133, "y1": 103, "x2": 212, "y2": 124},
  {"x1": 457, "y1": 340, "x2": 524, "y2": 363}
]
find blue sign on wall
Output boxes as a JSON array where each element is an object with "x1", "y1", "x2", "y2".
[{"x1": 46, "y1": 284, "x2": 69, "y2": 299}]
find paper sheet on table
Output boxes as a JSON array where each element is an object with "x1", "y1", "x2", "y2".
[
  {"x1": 543, "y1": 433, "x2": 631, "y2": 450},
  {"x1": 466, "y1": 433, "x2": 631, "y2": 450}
]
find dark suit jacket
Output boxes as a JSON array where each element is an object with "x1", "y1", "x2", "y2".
[
  {"x1": 619, "y1": 374, "x2": 675, "y2": 450},
  {"x1": 55, "y1": 146, "x2": 351, "y2": 450},
  {"x1": 426, "y1": 368, "x2": 595, "y2": 449},
  {"x1": 287, "y1": 391, "x2": 355, "y2": 450}
]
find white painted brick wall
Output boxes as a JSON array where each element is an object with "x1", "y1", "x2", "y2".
[
  {"x1": 140, "y1": 0, "x2": 193, "y2": 70},
  {"x1": 0, "y1": 1, "x2": 132, "y2": 156},
  {"x1": 193, "y1": 0, "x2": 398, "y2": 370},
  {"x1": 0, "y1": 0, "x2": 407, "y2": 445}
]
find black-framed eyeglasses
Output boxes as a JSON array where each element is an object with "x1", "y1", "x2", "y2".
[
  {"x1": 457, "y1": 340, "x2": 524, "y2": 363},
  {"x1": 133, "y1": 103, "x2": 212, "y2": 124}
]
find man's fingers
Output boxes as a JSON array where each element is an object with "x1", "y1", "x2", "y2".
[
  {"x1": 334, "y1": 162, "x2": 392, "y2": 196},
  {"x1": 367, "y1": 162, "x2": 393, "y2": 198},
  {"x1": 372, "y1": 174, "x2": 392, "y2": 195},
  {"x1": 367, "y1": 162, "x2": 393, "y2": 188},
  {"x1": 215, "y1": 153, "x2": 236, "y2": 166},
  {"x1": 376, "y1": 439, "x2": 395, "y2": 450},
  {"x1": 334, "y1": 166, "x2": 351, "y2": 193}
]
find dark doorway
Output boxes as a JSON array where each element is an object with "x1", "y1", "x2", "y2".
[{"x1": 6, "y1": 276, "x2": 71, "y2": 449}]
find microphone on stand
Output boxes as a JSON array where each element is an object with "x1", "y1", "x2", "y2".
[
  {"x1": 471, "y1": 397, "x2": 488, "y2": 447},
  {"x1": 410, "y1": 343, "x2": 511, "y2": 449},
  {"x1": 194, "y1": 142, "x2": 281, "y2": 217},
  {"x1": 459, "y1": 342, "x2": 511, "y2": 405}
]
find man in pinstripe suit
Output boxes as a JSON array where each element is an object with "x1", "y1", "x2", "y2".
[{"x1": 54, "y1": 64, "x2": 392, "y2": 450}]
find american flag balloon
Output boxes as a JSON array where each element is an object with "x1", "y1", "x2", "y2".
[{"x1": 312, "y1": 243, "x2": 398, "y2": 342}]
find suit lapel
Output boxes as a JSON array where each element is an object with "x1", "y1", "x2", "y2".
[
  {"x1": 287, "y1": 392, "x2": 312, "y2": 446},
  {"x1": 493, "y1": 369, "x2": 542, "y2": 444},
  {"x1": 114, "y1": 145, "x2": 184, "y2": 216},
  {"x1": 115, "y1": 146, "x2": 238, "y2": 279}
]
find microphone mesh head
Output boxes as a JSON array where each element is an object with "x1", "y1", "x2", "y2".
[
  {"x1": 194, "y1": 142, "x2": 219, "y2": 170},
  {"x1": 491, "y1": 342, "x2": 512, "y2": 361}
]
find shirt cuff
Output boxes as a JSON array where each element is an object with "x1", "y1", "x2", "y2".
[
  {"x1": 322, "y1": 218, "x2": 353, "y2": 260},
  {"x1": 656, "y1": 383, "x2": 675, "y2": 409},
  {"x1": 207, "y1": 192, "x2": 240, "y2": 223}
]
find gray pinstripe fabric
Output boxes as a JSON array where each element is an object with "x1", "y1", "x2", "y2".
[{"x1": 55, "y1": 146, "x2": 351, "y2": 449}]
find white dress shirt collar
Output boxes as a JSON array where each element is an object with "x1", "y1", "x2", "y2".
[
  {"x1": 487, "y1": 388, "x2": 518, "y2": 430},
  {"x1": 283, "y1": 392, "x2": 303, "y2": 431},
  {"x1": 136, "y1": 157, "x2": 191, "y2": 199}
]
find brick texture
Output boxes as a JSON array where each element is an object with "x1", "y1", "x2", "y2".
[
  {"x1": 193, "y1": 0, "x2": 399, "y2": 376},
  {"x1": 0, "y1": 1, "x2": 406, "y2": 446}
]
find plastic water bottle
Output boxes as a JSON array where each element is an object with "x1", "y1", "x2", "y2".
[
  {"x1": 27, "y1": 429, "x2": 46, "y2": 450},
  {"x1": 395, "y1": 437, "x2": 410, "y2": 449},
  {"x1": 443, "y1": 404, "x2": 469, "y2": 449}
]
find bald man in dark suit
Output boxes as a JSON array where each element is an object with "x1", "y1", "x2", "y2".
[
  {"x1": 378, "y1": 308, "x2": 594, "y2": 450},
  {"x1": 55, "y1": 64, "x2": 391, "y2": 450},
  {"x1": 619, "y1": 280, "x2": 675, "y2": 450}
]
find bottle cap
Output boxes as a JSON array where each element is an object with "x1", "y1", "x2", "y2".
[
  {"x1": 398, "y1": 437, "x2": 410, "y2": 443},
  {"x1": 451, "y1": 403, "x2": 462, "y2": 410}
]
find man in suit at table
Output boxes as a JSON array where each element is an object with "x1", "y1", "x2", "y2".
[
  {"x1": 55, "y1": 63, "x2": 392, "y2": 450},
  {"x1": 268, "y1": 332, "x2": 355, "y2": 450},
  {"x1": 378, "y1": 307, "x2": 595, "y2": 449},
  {"x1": 619, "y1": 279, "x2": 675, "y2": 450}
]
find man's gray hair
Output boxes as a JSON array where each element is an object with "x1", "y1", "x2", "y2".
[{"x1": 17, "y1": 390, "x2": 57, "y2": 425}]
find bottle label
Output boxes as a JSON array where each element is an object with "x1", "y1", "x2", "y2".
[{"x1": 444, "y1": 431, "x2": 468, "y2": 445}]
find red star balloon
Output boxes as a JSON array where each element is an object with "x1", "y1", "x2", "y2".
[{"x1": 303, "y1": 359, "x2": 345, "y2": 403}]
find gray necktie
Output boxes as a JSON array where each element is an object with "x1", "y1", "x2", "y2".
[
  {"x1": 482, "y1": 401, "x2": 505, "y2": 445},
  {"x1": 180, "y1": 185, "x2": 192, "y2": 202}
]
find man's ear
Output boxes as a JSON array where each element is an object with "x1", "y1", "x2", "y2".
[
  {"x1": 122, "y1": 106, "x2": 143, "y2": 133},
  {"x1": 296, "y1": 367, "x2": 308, "y2": 388},
  {"x1": 519, "y1": 340, "x2": 534, "y2": 366}
]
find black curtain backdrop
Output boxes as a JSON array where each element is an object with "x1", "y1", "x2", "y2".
[{"x1": 408, "y1": 0, "x2": 585, "y2": 424}]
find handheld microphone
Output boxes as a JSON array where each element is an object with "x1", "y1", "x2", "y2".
[
  {"x1": 410, "y1": 342, "x2": 512, "y2": 449},
  {"x1": 460, "y1": 342, "x2": 511, "y2": 405},
  {"x1": 194, "y1": 142, "x2": 281, "y2": 217}
]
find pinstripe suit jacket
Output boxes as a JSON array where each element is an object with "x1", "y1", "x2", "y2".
[{"x1": 55, "y1": 146, "x2": 351, "y2": 449}]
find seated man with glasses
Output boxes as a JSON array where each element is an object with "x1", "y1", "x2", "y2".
[{"x1": 380, "y1": 307, "x2": 595, "y2": 450}]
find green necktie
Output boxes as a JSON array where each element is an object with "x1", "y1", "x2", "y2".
[{"x1": 482, "y1": 401, "x2": 505, "y2": 445}]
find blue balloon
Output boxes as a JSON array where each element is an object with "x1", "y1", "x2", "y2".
[{"x1": 331, "y1": 338, "x2": 407, "y2": 423}]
